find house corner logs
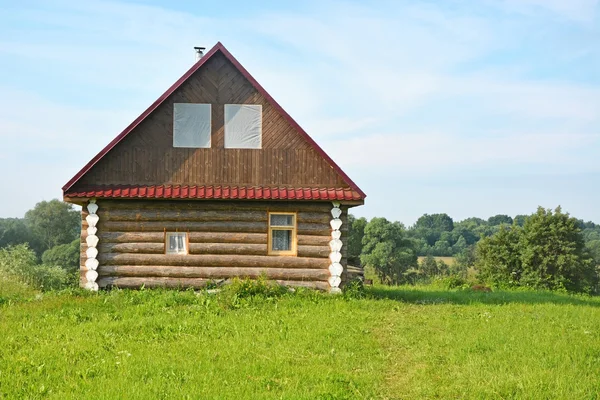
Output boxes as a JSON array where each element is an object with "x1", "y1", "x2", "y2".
[
  {"x1": 328, "y1": 201, "x2": 343, "y2": 293},
  {"x1": 84, "y1": 200, "x2": 99, "y2": 291},
  {"x1": 80, "y1": 200, "x2": 342, "y2": 291}
]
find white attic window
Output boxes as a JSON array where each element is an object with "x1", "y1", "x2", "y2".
[
  {"x1": 173, "y1": 103, "x2": 211, "y2": 148},
  {"x1": 224, "y1": 104, "x2": 262, "y2": 149}
]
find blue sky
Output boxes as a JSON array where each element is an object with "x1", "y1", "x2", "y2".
[{"x1": 1, "y1": 0, "x2": 599, "y2": 225}]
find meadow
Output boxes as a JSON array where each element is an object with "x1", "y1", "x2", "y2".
[{"x1": 1, "y1": 280, "x2": 600, "y2": 399}]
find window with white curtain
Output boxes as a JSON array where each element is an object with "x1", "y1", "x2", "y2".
[
  {"x1": 268, "y1": 213, "x2": 296, "y2": 256},
  {"x1": 165, "y1": 232, "x2": 188, "y2": 255},
  {"x1": 224, "y1": 104, "x2": 262, "y2": 149},
  {"x1": 173, "y1": 103, "x2": 211, "y2": 148}
]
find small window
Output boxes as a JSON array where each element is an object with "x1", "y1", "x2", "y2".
[
  {"x1": 224, "y1": 104, "x2": 262, "y2": 149},
  {"x1": 268, "y1": 212, "x2": 296, "y2": 256},
  {"x1": 165, "y1": 232, "x2": 188, "y2": 255},
  {"x1": 173, "y1": 103, "x2": 211, "y2": 148}
]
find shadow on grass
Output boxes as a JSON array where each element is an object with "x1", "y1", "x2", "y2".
[{"x1": 367, "y1": 286, "x2": 600, "y2": 307}]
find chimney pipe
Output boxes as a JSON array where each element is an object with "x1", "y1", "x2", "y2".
[{"x1": 194, "y1": 46, "x2": 206, "y2": 62}]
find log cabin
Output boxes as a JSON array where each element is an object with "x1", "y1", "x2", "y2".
[{"x1": 62, "y1": 42, "x2": 366, "y2": 293}]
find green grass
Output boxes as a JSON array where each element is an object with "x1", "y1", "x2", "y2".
[{"x1": 1, "y1": 283, "x2": 600, "y2": 399}]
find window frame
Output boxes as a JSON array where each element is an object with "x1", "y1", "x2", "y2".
[
  {"x1": 267, "y1": 212, "x2": 297, "y2": 256},
  {"x1": 165, "y1": 232, "x2": 189, "y2": 255}
]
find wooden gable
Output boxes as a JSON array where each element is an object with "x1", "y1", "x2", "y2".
[{"x1": 63, "y1": 43, "x2": 365, "y2": 202}]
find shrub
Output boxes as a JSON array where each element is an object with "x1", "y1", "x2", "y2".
[{"x1": 0, "y1": 244, "x2": 73, "y2": 291}]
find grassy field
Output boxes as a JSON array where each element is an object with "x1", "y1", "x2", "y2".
[{"x1": 1, "y1": 281, "x2": 600, "y2": 399}]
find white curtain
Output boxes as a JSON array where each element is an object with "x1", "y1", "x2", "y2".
[
  {"x1": 169, "y1": 234, "x2": 185, "y2": 253},
  {"x1": 272, "y1": 230, "x2": 291, "y2": 251}
]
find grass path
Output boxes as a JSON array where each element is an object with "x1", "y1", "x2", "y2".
[{"x1": 1, "y1": 285, "x2": 600, "y2": 398}]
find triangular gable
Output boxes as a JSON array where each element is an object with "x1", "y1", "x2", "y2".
[{"x1": 62, "y1": 42, "x2": 365, "y2": 200}]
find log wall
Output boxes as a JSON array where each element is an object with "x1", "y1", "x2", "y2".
[{"x1": 80, "y1": 200, "x2": 347, "y2": 290}]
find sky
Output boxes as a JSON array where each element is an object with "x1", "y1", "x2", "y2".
[{"x1": 0, "y1": 0, "x2": 599, "y2": 225}]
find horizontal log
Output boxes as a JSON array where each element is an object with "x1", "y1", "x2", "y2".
[
  {"x1": 100, "y1": 242, "x2": 270, "y2": 256},
  {"x1": 296, "y1": 212, "x2": 331, "y2": 224},
  {"x1": 98, "y1": 220, "x2": 267, "y2": 233},
  {"x1": 101, "y1": 242, "x2": 165, "y2": 254},
  {"x1": 296, "y1": 223, "x2": 330, "y2": 236},
  {"x1": 100, "y1": 232, "x2": 165, "y2": 243},
  {"x1": 96, "y1": 221, "x2": 329, "y2": 236},
  {"x1": 297, "y1": 235, "x2": 330, "y2": 246},
  {"x1": 100, "y1": 209, "x2": 267, "y2": 223},
  {"x1": 99, "y1": 200, "x2": 333, "y2": 212},
  {"x1": 189, "y1": 232, "x2": 266, "y2": 244},
  {"x1": 99, "y1": 266, "x2": 329, "y2": 281},
  {"x1": 189, "y1": 243, "x2": 267, "y2": 255},
  {"x1": 297, "y1": 245, "x2": 330, "y2": 258},
  {"x1": 97, "y1": 277, "x2": 329, "y2": 291},
  {"x1": 98, "y1": 277, "x2": 210, "y2": 289},
  {"x1": 98, "y1": 253, "x2": 329, "y2": 269}
]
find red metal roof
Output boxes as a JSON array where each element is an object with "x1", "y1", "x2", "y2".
[
  {"x1": 62, "y1": 42, "x2": 365, "y2": 200},
  {"x1": 64, "y1": 185, "x2": 363, "y2": 201}
]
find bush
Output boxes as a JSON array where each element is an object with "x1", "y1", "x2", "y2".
[{"x1": 0, "y1": 244, "x2": 73, "y2": 291}]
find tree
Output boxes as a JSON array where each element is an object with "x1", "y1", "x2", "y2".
[
  {"x1": 42, "y1": 239, "x2": 80, "y2": 272},
  {"x1": 476, "y1": 225, "x2": 522, "y2": 286},
  {"x1": 452, "y1": 236, "x2": 468, "y2": 254},
  {"x1": 514, "y1": 215, "x2": 528, "y2": 227},
  {"x1": 347, "y1": 214, "x2": 367, "y2": 266},
  {"x1": 361, "y1": 218, "x2": 418, "y2": 285},
  {"x1": 419, "y1": 255, "x2": 449, "y2": 278},
  {"x1": 518, "y1": 207, "x2": 596, "y2": 293},
  {"x1": 24, "y1": 200, "x2": 80, "y2": 253},
  {"x1": 412, "y1": 213, "x2": 454, "y2": 247},
  {"x1": 487, "y1": 214, "x2": 513, "y2": 226},
  {"x1": 476, "y1": 206, "x2": 598, "y2": 293},
  {"x1": 0, "y1": 218, "x2": 39, "y2": 251},
  {"x1": 587, "y1": 240, "x2": 600, "y2": 266}
]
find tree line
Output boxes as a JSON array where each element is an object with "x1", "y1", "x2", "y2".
[{"x1": 349, "y1": 207, "x2": 600, "y2": 294}]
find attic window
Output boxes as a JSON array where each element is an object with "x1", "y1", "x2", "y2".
[
  {"x1": 224, "y1": 104, "x2": 262, "y2": 149},
  {"x1": 173, "y1": 103, "x2": 211, "y2": 148}
]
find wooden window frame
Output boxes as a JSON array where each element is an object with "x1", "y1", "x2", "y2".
[
  {"x1": 268, "y1": 212, "x2": 297, "y2": 256},
  {"x1": 165, "y1": 232, "x2": 189, "y2": 255}
]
